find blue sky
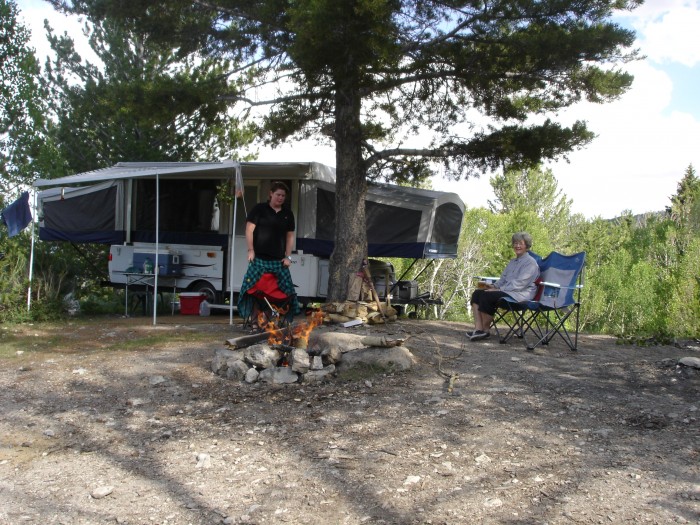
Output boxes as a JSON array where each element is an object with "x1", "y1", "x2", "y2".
[
  {"x1": 662, "y1": 63, "x2": 700, "y2": 116},
  {"x1": 17, "y1": 0, "x2": 700, "y2": 219}
]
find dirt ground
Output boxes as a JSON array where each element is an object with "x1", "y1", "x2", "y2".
[{"x1": 0, "y1": 315, "x2": 698, "y2": 525}]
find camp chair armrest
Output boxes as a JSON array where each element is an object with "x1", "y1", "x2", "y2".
[
  {"x1": 475, "y1": 276, "x2": 500, "y2": 282},
  {"x1": 540, "y1": 282, "x2": 584, "y2": 291}
]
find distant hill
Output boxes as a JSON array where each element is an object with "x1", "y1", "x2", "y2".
[{"x1": 609, "y1": 210, "x2": 667, "y2": 225}]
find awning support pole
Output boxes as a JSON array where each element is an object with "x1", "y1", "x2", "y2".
[
  {"x1": 27, "y1": 191, "x2": 37, "y2": 311},
  {"x1": 152, "y1": 172, "x2": 160, "y2": 326}
]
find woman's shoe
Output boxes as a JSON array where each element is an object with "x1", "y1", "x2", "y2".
[{"x1": 469, "y1": 330, "x2": 490, "y2": 341}]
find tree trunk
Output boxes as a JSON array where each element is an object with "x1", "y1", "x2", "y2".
[{"x1": 327, "y1": 76, "x2": 367, "y2": 302}]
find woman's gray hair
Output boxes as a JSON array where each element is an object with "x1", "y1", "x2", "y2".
[{"x1": 512, "y1": 231, "x2": 533, "y2": 249}]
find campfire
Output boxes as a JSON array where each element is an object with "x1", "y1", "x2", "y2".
[
  {"x1": 256, "y1": 308, "x2": 324, "y2": 367},
  {"x1": 258, "y1": 308, "x2": 324, "y2": 349},
  {"x1": 214, "y1": 310, "x2": 414, "y2": 385}
]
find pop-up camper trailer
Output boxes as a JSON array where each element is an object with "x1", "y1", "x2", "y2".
[{"x1": 34, "y1": 161, "x2": 464, "y2": 306}]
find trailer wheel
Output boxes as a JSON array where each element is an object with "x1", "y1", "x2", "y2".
[{"x1": 191, "y1": 281, "x2": 218, "y2": 304}]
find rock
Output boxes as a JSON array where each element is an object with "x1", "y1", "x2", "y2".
[
  {"x1": 245, "y1": 367, "x2": 260, "y2": 383},
  {"x1": 91, "y1": 486, "x2": 114, "y2": 499},
  {"x1": 321, "y1": 346, "x2": 343, "y2": 365},
  {"x1": 303, "y1": 364, "x2": 336, "y2": 383},
  {"x1": 335, "y1": 346, "x2": 415, "y2": 373},
  {"x1": 244, "y1": 344, "x2": 281, "y2": 369},
  {"x1": 311, "y1": 355, "x2": 324, "y2": 370},
  {"x1": 679, "y1": 357, "x2": 700, "y2": 369},
  {"x1": 290, "y1": 348, "x2": 310, "y2": 374},
  {"x1": 195, "y1": 453, "x2": 211, "y2": 469},
  {"x1": 226, "y1": 359, "x2": 250, "y2": 380},
  {"x1": 594, "y1": 428, "x2": 614, "y2": 438},
  {"x1": 211, "y1": 348, "x2": 244, "y2": 374},
  {"x1": 475, "y1": 453, "x2": 492, "y2": 464},
  {"x1": 658, "y1": 358, "x2": 678, "y2": 368},
  {"x1": 259, "y1": 366, "x2": 299, "y2": 384},
  {"x1": 149, "y1": 375, "x2": 167, "y2": 386},
  {"x1": 404, "y1": 476, "x2": 421, "y2": 485}
]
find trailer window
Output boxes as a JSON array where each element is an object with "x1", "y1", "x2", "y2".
[
  {"x1": 432, "y1": 202, "x2": 462, "y2": 244},
  {"x1": 133, "y1": 179, "x2": 220, "y2": 233}
]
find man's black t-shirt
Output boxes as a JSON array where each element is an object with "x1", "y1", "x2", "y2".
[{"x1": 246, "y1": 202, "x2": 295, "y2": 260}]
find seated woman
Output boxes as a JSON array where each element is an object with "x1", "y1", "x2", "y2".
[{"x1": 468, "y1": 232, "x2": 540, "y2": 341}]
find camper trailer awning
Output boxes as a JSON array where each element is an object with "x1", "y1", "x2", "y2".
[
  {"x1": 33, "y1": 160, "x2": 241, "y2": 187},
  {"x1": 33, "y1": 161, "x2": 336, "y2": 188}
]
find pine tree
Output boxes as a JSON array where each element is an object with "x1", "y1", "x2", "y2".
[
  {"x1": 0, "y1": 0, "x2": 47, "y2": 194},
  {"x1": 45, "y1": 0, "x2": 640, "y2": 299}
]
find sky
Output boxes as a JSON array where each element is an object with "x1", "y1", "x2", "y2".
[{"x1": 16, "y1": 0, "x2": 700, "y2": 219}]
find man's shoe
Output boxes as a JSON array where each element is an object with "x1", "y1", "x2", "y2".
[
  {"x1": 465, "y1": 330, "x2": 476, "y2": 337},
  {"x1": 469, "y1": 330, "x2": 490, "y2": 341}
]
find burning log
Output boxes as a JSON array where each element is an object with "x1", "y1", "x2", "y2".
[
  {"x1": 225, "y1": 310, "x2": 324, "y2": 350},
  {"x1": 225, "y1": 331, "x2": 269, "y2": 349},
  {"x1": 225, "y1": 325, "x2": 298, "y2": 349}
]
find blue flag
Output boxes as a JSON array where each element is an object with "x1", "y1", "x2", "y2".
[{"x1": 1, "y1": 191, "x2": 32, "y2": 237}]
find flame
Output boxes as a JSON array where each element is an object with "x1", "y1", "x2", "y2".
[
  {"x1": 259, "y1": 307, "x2": 323, "y2": 348},
  {"x1": 292, "y1": 310, "x2": 324, "y2": 346},
  {"x1": 259, "y1": 306, "x2": 288, "y2": 346}
]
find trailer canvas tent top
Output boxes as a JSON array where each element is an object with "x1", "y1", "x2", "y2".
[
  {"x1": 35, "y1": 160, "x2": 464, "y2": 257},
  {"x1": 33, "y1": 160, "x2": 464, "y2": 318},
  {"x1": 297, "y1": 179, "x2": 463, "y2": 259}
]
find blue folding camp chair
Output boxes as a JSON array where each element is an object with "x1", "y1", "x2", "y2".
[{"x1": 493, "y1": 251, "x2": 585, "y2": 351}]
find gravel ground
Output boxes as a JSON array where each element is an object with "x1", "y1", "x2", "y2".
[{"x1": 0, "y1": 316, "x2": 698, "y2": 525}]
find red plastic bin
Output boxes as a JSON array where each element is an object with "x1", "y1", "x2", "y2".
[{"x1": 179, "y1": 292, "x2": 206, "y2": 315}]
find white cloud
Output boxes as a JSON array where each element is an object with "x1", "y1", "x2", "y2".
[
  {"x1": 637, "y1": 7, "x2": 700, "y2": 66},
  {"x1": 617, "y1": 0, "x2": 700, "y2": 66},
  {"x1": 543, "y1": 59, "x2": 700, "y2": 218}
]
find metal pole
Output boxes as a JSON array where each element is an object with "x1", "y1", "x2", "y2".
[
  {"x1": 228, "y1": 165, "x2": 241, "y2": 325},
  {"x1": 27, "y1": 190, "x2": 36, "y2": 311},
  {"x1": 152, "y1": 173, "x2": 159, "y2": 326}
]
